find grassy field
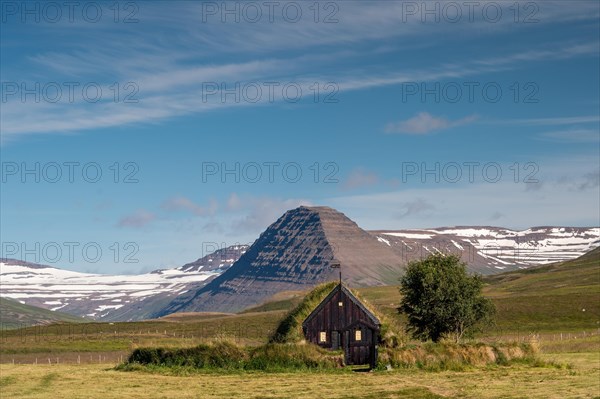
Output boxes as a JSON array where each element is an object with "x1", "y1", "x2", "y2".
[
  {"x1": 1, "y1": 251, "x2": 598, "y2": 361},
  {"x1": 0, "y1": 350, "x2": 597, "y2": 398},
  {"x1": 0, "y1": 250, "x2": 597, "y2": 397}
]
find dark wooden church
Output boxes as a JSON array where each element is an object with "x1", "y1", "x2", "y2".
[{"x1": 302, "y1": 283, "x2": 381, "y2": 368}]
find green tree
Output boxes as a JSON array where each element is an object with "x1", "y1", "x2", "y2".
[{"x1": 398, "y1": 254, "x2": 495, "y2": 343}]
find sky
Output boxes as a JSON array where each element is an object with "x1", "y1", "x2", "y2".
[{"x1": 1, "y1": 0, "x2": 599, "y2": 274}]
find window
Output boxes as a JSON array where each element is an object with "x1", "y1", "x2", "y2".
[
  {"x1": 355, "y1": 329, "x2": 362, "y2": 341},
  {"x1": 338, "y1": 301, "x2": 343, "y2": 307},
  {"x1": 319, "y1": 331, "x2": 327, "y2": 343}
]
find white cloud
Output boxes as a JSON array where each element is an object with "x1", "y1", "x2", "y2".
[{"x1": 384, "y1": 112, "x2": 478, "y2": 135}]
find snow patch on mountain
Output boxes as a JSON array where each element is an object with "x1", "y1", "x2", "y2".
[{"x1": 379, "y1": 227, "x2": 599, "y2": 266}]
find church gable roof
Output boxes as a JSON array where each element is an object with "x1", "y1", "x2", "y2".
[{"x1": 302, "y1": 284, "x2": 381, "y2": 328}]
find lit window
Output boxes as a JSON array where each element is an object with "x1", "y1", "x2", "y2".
[
  {"x1": 319, "y1": 331, "x2": 327, "y2": 343},
  {"x1": 355, "y1": 330, "x2": 362, "y2": 341},
  {"x1": 338, "y1": 302, "x2": 343, "y2": 307}
]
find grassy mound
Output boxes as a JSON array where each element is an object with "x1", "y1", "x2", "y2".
[
  {"x1": 121, "y1": 340, "x2": 546, "y2": 373},
  {"x1": 126, "y1": 341, "x2": 247, "y2": 370},
  {"x1": 379, "y1": 342, "x2": 540, "y2": 371},
  {"x1": 122, "y1": 341, "x2": 343, "y2": 372},
  {"x1": 269, "y1": 281, "x2": 338, "y2": 343}
]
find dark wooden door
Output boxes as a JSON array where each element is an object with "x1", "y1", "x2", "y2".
[{"x1": 331, "y1": 331, "x2": 340, "y2": 350}]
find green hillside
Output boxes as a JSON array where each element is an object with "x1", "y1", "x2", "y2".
[
  {"x1": 241, "y1": 248, "x2": 600, "y2": 335},
  {"x1": 0, "y1": 297, "x2": 84, "y2": 329},
  {"x1": 482, "y1": 247, "x2": 599, "y2": 296},
  {"x1": 481, "y1": 247, "x2": 600, "y2": 334}
]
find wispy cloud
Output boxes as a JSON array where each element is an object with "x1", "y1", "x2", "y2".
[
  {"x1": 499, "y1": 115, "x2": 600, "y2": 126},
  {"x1": 329, "y1": 181, "x2": 598, "y2": 229},
  {"x1": 2, "y1": 1, "x2": 598, "y2": 142},
  {"x1": 385, "y1": 112, "x2": 478, "y2": 135},
  {"x1": 343, "y1": 168, "x2": 379, "y2": 190},
  {"x1": 490, "y1": 211, "x2": 505, "y2": 221},
  {"x1": 397, "y1": 198, "x2": 435, "y2": 219},
  {"x1": 539, "y1": 129, "x2": 599, "y2": 143},
  {"x1": 161, "y1": 196, "x2": 218, "y2": 216},
  {"x1": 117, "y1": 209, "x2": 156, "y2": 228},
  {"x1": 578, "y1": 171, "x2": 600, "y2": 191},
  {"x1": 229, "y1": 196, "x2": 313, "y2": 233}
]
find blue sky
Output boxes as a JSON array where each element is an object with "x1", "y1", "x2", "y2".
[{"x1": 1, "y1": 0, "x2": 599, "y2": 274}]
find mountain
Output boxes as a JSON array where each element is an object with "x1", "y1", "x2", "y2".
[
  {"x1": 153, "y1": 206, "x2": 407, "y2": 315},
  {"x1": 0, "y1": 297, "x2": 83, "y2": 328},
  {"x1": 0, "y1": 245, "x2": 248, "y2": 322},
  {"x1": 371, "y1": 226, "x2": 599, "y2": 272},
  {"x1": 2, "y1": 206, "x2": 598, "y2": 320},
  {"x1": 155, "y1": 208, "x2": 599, "y2": 315}
]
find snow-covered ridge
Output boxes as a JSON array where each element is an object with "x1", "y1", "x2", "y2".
[
  {"x1": 378, "y1": 226, "x2": 599, "y2": 267},
  {"x1": 0, "y1": 262, "x2": 220, "y2": 319},
  {"x1": 0, "y1": 244, "x2": 250, "y2": 321}
]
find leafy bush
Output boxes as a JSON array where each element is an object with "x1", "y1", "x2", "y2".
[{"x1": 399, "y1": 254, "x2": 495, "y2": 343}]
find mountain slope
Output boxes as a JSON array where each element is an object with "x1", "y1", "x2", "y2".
[
  {"x1": 241, "y1": 247, "x2": 600, "y2": 334},
  {"x1": 480, "y1": 246, "x2": 600, "y2": 333},
  {"x1": 0, "y1": 297, "x2": 83, "y2": 328},
  {"x1": 0, "y1": 245, "x2": 248, "y2": 322},
  {"x1": 483, "y1": 246, "x2": 600, "y2": 296},
  {"x1": 372, "y1": 226, "x2": 599, "y2": 272},
  {"x1": 154, "y1": 206, "x2": 407, "y2": 315}
]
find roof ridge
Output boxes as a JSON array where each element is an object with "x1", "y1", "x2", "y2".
[{"x1": 302, "y1": 283, "x2": 381, "y2": 327}]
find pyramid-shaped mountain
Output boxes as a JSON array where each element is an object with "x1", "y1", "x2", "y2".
[{"x1": 154, "y1": 206, "x2": 405, "y2": 315}]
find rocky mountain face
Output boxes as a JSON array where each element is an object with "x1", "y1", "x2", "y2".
[
  {"x1": 153, "y1": 206, "x2": 407, "y2": 315},
  {"x1": 0, "y1": 245, "x2": 248, "y2": 321},
  {"x1": 178, "y1": 245, "x2": 249, "y2": 273}
]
